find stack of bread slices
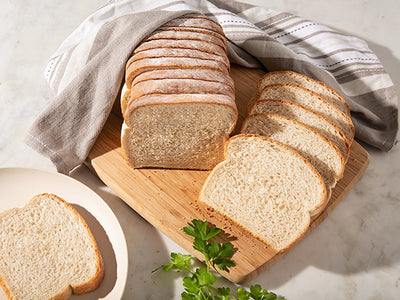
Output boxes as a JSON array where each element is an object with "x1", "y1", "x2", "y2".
[
  {"x1": 121, "y1": 13, "x2": 237, "y2": 170},
  {"x1": 199, "y1": 71, "x2": 354, "y2": 252}
]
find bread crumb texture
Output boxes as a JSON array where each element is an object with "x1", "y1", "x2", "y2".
[
  {"x1": 0, "y1": 193, "x2": 103, "y2": 300},
  {"x1": 199, "y1": 135, "x2": 326, "y2": 252}
]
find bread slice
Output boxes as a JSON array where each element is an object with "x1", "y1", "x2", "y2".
[
  {"x1": 131, "y1": 68, "x2": 234, "y2": 88},
  {"x1": 248, "y1": 99, "x2": 349, "y2": 162},
  {"x1": 257, "y1": 71, "x2": 350, "y2": 116},
  {"x1": 251, "y1": 83, "x2": 354, "y2": 143},
  {"x1": 120, "y1": 83, "x2": 130, "y2": 115},
  {"x1": 122, "y1": 94, "x2": 237, "y2": 169},
  {"x1": 241, "y1": 114, "x2": 344, "y2": 189},
  {"x1": 143, "y1": 30, "x2": 227, "y2": 53},
  {"x1": 134, "y1": 38, "x2": 227, "y2": 59},
  {"x1": 0, "y1": 193, "x2": 104, "y2": 300},
  {"x1": 162, "y1": 14, "x2": 225, "y2": 35},
  {"x1": 127, "y1": 47, "x2": 230, "y2": 69},
  {"x1": 157, "y1": 26, "x2": 227, "y2": 47},
  {"x1": 125, "y1": 57, "x2": 228, "y2": 89},
  {"x1": 198, "y1": 134, "x2": 327, "y2": 252},
  {"x1": 130, "y1": 78, "x2": 235, "y2": 99}
]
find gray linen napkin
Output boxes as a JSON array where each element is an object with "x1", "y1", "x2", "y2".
[{"x1": 26, "y1": 0, "x2": 398, "y2": 174}]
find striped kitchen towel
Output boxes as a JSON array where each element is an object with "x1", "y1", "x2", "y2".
[{"x1": 26, "y1": 0, "x2": 398, "y2": 174}]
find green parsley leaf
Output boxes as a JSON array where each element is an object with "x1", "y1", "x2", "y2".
[
  {"x1": 194, "y1": 267, "x2": 216, "y2": 287},
  {"x1": 183, "y1": 276, "x2": 201, "y2": 294},
  {"x1": 235, "y1": 287, "x2": 250, "y2": 300}
]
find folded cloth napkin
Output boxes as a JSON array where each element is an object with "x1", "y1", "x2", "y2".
[{"x1": 25, "y1": 0, "x2": 399, "y2": 174}]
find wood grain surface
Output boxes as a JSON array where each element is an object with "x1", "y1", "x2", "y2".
[{"x1": 87, "y1": 64, "x2": 370, "y2": 283}]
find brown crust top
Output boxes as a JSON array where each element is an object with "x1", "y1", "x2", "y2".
[{"x1": 258, "y1": 71, "x2": 351, "y2": 116}]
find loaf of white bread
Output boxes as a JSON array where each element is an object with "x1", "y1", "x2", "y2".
[
  {"x1": 199, "y1": 70, "x2": 354, "y2": 252},
  {"x1": 0, "y1": 193, "x2": 104, "y2": 300},
  {"x1": 121, "y1": 14, "x2": 237, "y2": 170}
]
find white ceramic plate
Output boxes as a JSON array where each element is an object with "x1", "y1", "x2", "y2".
[{"x1": 0, "y1": 167, "x2": 128, "y2": 300}]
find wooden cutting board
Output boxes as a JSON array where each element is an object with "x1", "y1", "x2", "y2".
[{"x1": 86, "y1": 65, "x2": 370, "y2": 283}]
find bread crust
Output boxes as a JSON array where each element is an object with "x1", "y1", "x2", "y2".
[
  {"x1": 258, "y1": 71, "x2": 351, "y2": 116},
  {"x1": 125, "y1": 57, "x2": 229, "y2": 89},
  {"x1": 162, "y1": 14, "x2": 225, "y2": 35},
  {"x1": 134, "y1": 39, "x2": 227, "y2": 58},
  {"x1": 127, "y1": 47, "x2": 230, "y2": 70},
  {"x1": 130, "y1": 78, "x2": 235, "y2": 100},
  {"x1": 249, "y1": 83, "x2": 355, "y2": 143},
  {"x1": 248, "y1": 98, "x2": 350, "y2": 162},
  {"x1": 143, "y1": 30, "x2": 227, "y2": 53},
  {"x1": 157, "y1": 26, "x2": 227, "y2": 46},
  {"x1": 0, "y1": 193, "x2": 104, "y2": 300},
  {"x1": 131, "y1": 68, "x2": 234, "y2": 88}
]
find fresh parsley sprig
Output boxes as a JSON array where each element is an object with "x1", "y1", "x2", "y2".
[{"x1": 153, "y1": 219, "x2": 284, "y2": 300}]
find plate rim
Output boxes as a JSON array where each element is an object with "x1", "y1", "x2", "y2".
[{"x1": 0, "y1": 166, "x2": 128, "y2": 299}]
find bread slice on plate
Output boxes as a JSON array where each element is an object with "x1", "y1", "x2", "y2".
[
  {"x1": 251, "y1": 83, "x2": 354, "y2": 143},
  {"x1": 248, "y1": 99, "x2": 349, "y2": 162},
  {"x1": 198, "y1": 134, "x2": 327, "y2": 252},
  {"x1": 0, "y1": 193, "x2": 104, "y2": 300},
  {"x1": 122, "y1": 94, "x2": 237, "y2": 170},
  {"x1": 241, "y1": 113, "x2": 344, "y2": 190},
  {"x1": 257, "y1": 71, "x2": 351, "y2": 116}
]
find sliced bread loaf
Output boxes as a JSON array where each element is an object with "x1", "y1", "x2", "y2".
[
  {"x1": 198, "y1": 134, "x2": 327, "y2": 252},
  {"x1": 248, "y1": 99, "x2": 349, "y2": 162},
  {"x1": 251, "y1": 83, "x2": 354, "y2": 143},
  {"x1": 241, "y1": 113, "x2": 345, "y2": 189},
  {"x1": 257, "y1": 71, "x2": 350, "y2": 116},
  {"x1": 0, "y1": 193, "x2": 104, "y2": 300},
  {"x1": 122, "y1": 14, "x2": 236, "y2": 170}
]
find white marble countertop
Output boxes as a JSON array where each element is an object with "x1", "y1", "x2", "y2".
[{"x1": 0, "y1": 1, "x2": 399, "y2": 299}]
